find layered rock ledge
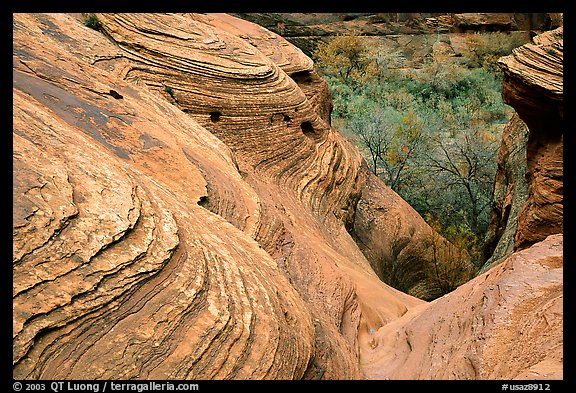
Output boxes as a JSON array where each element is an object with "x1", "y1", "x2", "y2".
[
  {"x1": 496, "y1": 26, "x2": 563, "y2": 253},
  {"x1": 13, "y1": 13, "x2": 563, "y2": 380}
]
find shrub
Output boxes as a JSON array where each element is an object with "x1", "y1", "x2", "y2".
[
  {"x1": 463, "y1": 31, "x2": 528, "y2": 73},
  {"x1": 83, "y1": 14, "x2": 102, "y2": 31},
  {"x1": 313, "y1": 35, "x2": 368, "y2": 84}
]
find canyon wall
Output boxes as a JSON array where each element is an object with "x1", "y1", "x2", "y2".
[
  {"x1": 12, "y1": 13, "x2": 562, "y2": 380},
  {"x1": 482, "y1": 113, "x2": 529, "y2": 268},
  {"x1": 352, "y1": 165, "x2": 475, "y2": 301},
  {"x1": 498, "y1": 26, "x2": 563, "y2": 251},
  {"x1": 483, "y1": 26, "x2": 563, "y2": 270},
  {"x1": 232, "y1": 13, "x2": 562, "y2": 61}
]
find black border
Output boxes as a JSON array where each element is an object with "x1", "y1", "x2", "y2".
[{"x1": 8, "y1": 3, "x2": 573, "y2": 390}]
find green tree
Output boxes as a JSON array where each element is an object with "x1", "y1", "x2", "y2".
[
  {"x1": 381, "y1": 110, "x2": 425, "y2": 192},
  {"x1": 313, "y1": 35, "x2": 372, "y2": 84},
  {"x1": 317, "y1": 35, "x2": 510, "y2": 267}
]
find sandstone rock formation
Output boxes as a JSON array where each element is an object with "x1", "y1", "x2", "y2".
[
  {"x1": 482, "y1": 113, "x2": 529, "y2": 270},
  {"x1": 497, "y1": 26, "x2": 563, "y2": 251},
  {"x1": 352, "y1": 165, "x2": 476, "y2": 301},
  {"x1": 13, "y1": 13, "x2": 563, "y2": 381},
  {"x1": 12, "y1": 12, "x2": 424, "y2": 380},
  {"x1": 361, "y1": 234, "x2": 563, "y2": 380}
]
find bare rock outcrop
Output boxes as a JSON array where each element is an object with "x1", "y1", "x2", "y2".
[
  {"x1": 497, "y1": 27, "x2": 563, "y2": 251},
  {"x1": 13, "y1": 12, "x2": 425, "y2": 380},
  {"x1": 12, "y1": 13, "x2": 563, "y2": 381},
  {"x1": 361, "y1": 234, "x2": 563, "y2": 380},
  {"x1": 482, "y1": 113, "x2": 529, "y2": 270},
  {"x1": 13, "y1": 14, "x2": 319, "y2": 379}
]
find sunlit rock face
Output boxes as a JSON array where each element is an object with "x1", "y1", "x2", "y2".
[
  {"x1": 361, "y1": 234, "x2": 563, "y2": 380},
  {"x1": 13, "y1": 12, "x2": 425, "y2": 380}
]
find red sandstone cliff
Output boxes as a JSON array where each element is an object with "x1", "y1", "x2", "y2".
[
  {"x1": 12, "y1": 13, "x2": 562, "y2": 380},
  {"x1": 498, "y1": 27, "x2": 563, "y2": 251}
]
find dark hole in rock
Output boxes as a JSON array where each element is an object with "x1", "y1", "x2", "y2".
[
  {"x1": 210, "y1": 111, "x2": 221, "y2": 122},
  {"x1": 300, "y1": 121, "x2": 315, "y2": 137},
  {"x1": 109, "y1": 90, "x2": 123, "y2": 99},
  {"x1": 291, "y1": 70, "x2": 313, "y2": 84},
  {"x1": 198, "y1": 195, "x2": 209, "y2": 207}
]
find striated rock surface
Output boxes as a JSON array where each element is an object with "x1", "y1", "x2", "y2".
[
  {"x1": 498, "y1": 27, "x2": 563, "y2": 251},
  {"x1": 13, "y1": 16, "x2": 315, "y2": 379},
  {"x1": 13, "y1": 12, "x2": 424, "y2": 380},
  {"x1": 352, "y1": 165, "x2": 476, "y2": 301},
  {"x1": 13, "y1": 13, "x2": 563, "y2": 381},
  {"x1": 361, "y1": 234, "x2": 563, "y2": 380}
]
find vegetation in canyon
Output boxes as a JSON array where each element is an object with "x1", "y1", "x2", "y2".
[
  {"x1": 313, "y1": 32, "x2": 528, "y2": 269},
  {"x1": 13, "y1": 13, "x2": 563, "y2": 380}
]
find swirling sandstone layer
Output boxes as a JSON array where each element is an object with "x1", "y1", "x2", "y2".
[
  {"x1": 13, "y1": 14, "x2": 318, "y2": 379},
  {"x1": 498, "y1": 27, "x2": 563, "y2": 251},
  {"x1": 13, "y1": 12, "x2": 425, "y2": 380},
  {"x1": 13, "y1": 13, "x2": 563, "y2": 381}
]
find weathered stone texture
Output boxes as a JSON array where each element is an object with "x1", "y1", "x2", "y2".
[
  {"x1": 498, "y1": 27, "x2": 563, "y2": 250},
  {"x1": 482, "y1": 113, "x2": 529, "y2": 270},
  {"x1": 362, "y1": 234, "x2": 563, "y2": 380},
  {"x1": 13, "y1": 13, "x2": 563, "y2": 381},
  {"x1": 13, "y1": 12, "x2": 422, "y2": 380}
]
